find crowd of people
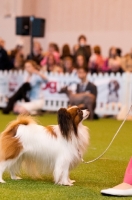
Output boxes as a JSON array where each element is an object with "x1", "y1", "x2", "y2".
[
  {"x1": 1, "y1": 34, "x2": 131, "y2": 118},
  {"x1": 1, "y1": 35, "x2": 132, "y2": 73},
  {"x1": 3, "y1": 60, "x2": 97, "y2": 119}
]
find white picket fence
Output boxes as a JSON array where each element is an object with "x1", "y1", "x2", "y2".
[{"x1": 0, "y1": 70, "x2": 132, "y2": 116}]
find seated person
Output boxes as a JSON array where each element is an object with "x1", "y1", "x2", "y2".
[
  {"x1": 73, "y1": 35, "x2": 91, "y2": 63},
  {"x1": 108, "y1": 47, "x2": 122, "y2": 73},
  {"x1": 121, "y1": 49, "x2": 132, "y2": 72},
  {"x1": 52, "y1": 65, "x2": 64, "y2": 74},
  {"x1": 41, "y1": 43, "x2": 60, "y2": 66},
  {"x1": 27, "y1": 41, "x2": 43, "y2": 65},
  {"x1": 89, "y1": 45, "x2": 104, "y2": 73},
  {"x1": 0, "y1": 38, "x2": 13, "y2": 70},
  {"x1": 60, "y1": 44, "x2": 72, "y2": 59},
  {"x1": 41, "y1": 53, "x2": 61, "y2": 73},
  {"x1": 60, "y1": 67, "x2": 97, "y2": 119},
  {"x1": 75, "y1": 54, "x2": 88, "y2": 69},
  {"x1": 62, "y1": 56, "x2": 76, "y2": 74},
  {"x1": 3, "y1": 60, "x2": 48, "y2": 115},
  {"x1": 8, "y1": 40, "x2": 25, "y2": 70}
]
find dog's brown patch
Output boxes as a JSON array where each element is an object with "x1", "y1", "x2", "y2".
[
  {"x1": 68, "y1": 106, "x2": 83, "y2": 126},
  {"x1": 45, "y1": 126, "x2": 57, "y2": 137},
  {"x1": 0, "y1": 126, "x2": 23, "y2": 160},
  {"x1": 0, "y1": 115, "x2": 36, "y2": 161}
]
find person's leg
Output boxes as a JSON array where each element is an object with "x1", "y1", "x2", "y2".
[
  {"x1": 13, "y1": 99, "x2": 44, "y2": 115},
  {"x1": 2, "y1": 83, "x2": 31, "y2": 114},
  {"x1": 123, "y1": 158, "x2": 132, "y2": 185},
  {"x1": 112, "y1": 158, "x2": 132, "y2": 189},
  {"x1": 26, "y1": 99, "x2": 44, "y2": 115},
  {"x1": 69, "y1": 94, "x2": 83, "y2": 106},
  {"x1": 13, "y1": 104, "x2": 29, "y2": 114},
  {"x1": 101, "y1": 158, "x2": 132, "y2": 196}
]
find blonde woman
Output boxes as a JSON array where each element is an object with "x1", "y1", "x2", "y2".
[{"x1": 3, "y1": 60, "x2": 48, "y2": 115}]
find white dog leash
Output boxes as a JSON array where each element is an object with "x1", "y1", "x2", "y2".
[{"x1": 81, "y1": 105, "x2": 132, "y2": 164}]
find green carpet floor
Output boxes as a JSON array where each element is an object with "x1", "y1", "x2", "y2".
[{"x1": 0, "y1": 112, "x2": 132, "y2": 200}]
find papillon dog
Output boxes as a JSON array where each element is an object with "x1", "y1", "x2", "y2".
[{"x1": 0, "y1": 106, "x2": 89, "y2": 186}]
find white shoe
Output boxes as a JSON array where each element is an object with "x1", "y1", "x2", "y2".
[{"x1": 101, "y1": 188, "x2": 132, "y2": 196}]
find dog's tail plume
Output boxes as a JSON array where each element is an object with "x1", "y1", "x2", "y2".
[{"x1": 1, "y1": 115, "x2": 37, "y2": 136}]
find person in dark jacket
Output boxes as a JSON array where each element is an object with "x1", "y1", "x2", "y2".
[
  {"x1": 60, "y1": 67, "x2": 97, "y2": 119},
  {"x1": 27, "y1": 41, "x2": 43, "y2": 65},
  {"x1": 0, "y1": 39, "x2": 12, "y2": 70},
  {"x1": 73, "y1": 35, "x2": 91, "y2": 63}
]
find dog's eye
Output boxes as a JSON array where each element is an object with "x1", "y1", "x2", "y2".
[{"x1": 77, "y1": 109, "x2": 82, "y2": 114}]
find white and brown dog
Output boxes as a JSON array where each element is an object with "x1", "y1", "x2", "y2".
[{"x1": 0, "y1": 106, "x2": 89, "y2": 186}]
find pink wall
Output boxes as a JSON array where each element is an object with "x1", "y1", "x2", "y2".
[{"x1": 1, "y1": 0, "x2": 132, "y2": 56}]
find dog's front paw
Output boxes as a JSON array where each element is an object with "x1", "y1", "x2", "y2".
[
  {"x1": 69, "y1": 179, "x2": 76, "y2": 184},
  {"x1": 15, "y1": 176, "x2": 22, "y2": 180},
  {"x1": 11, "y1": 176, "x2": 22, "y2": 180},
  {"x1": 58, "y1": 181, "x2": 73, "y2": 186}
]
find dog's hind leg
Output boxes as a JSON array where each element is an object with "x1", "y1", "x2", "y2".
[
  {"x1": 10, "y1": 171, "x2": 22, "y2": 180},
  {"x1": 0, "y1": 161, "x2": 9, "y2": 183},
  {"x1": 10, "y1": 167, "x2": 22, "y2": 180},
  {"x1": 9, "y1": 156, "x2": 23, "y2": 180},
  {"x1": 69, "y1": 179, "x2": 76, "y2": 184}
]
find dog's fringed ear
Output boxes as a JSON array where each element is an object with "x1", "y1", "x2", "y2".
[{"x1": 57, "y1": 108, "x2": 73, "y2": 140}]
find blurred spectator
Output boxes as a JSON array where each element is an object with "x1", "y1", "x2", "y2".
[
  {"x1": 107, "y1": 47, "x2": 123, "y2": 73},
  {"x1": 61, "y1": 44, "x2": 72, "y2": 59},
  {"x1": 0, "y1": 38, "x2": 12, "y2": 70},
  {"x1": 0, "y1": 38, "x2": 5, "y2": 49},
  {"x1": 116, "y1": 48, "x2": 122, "y2": 57},
  {"x1": 53, "y1": 43, "x2": 60, "y2": 53},
  {"x1": 102, "y1": 58, "x2": 110, "y2": 73},
  {"x1": 73, "y1": 35, "x2": 91, "y2": 63},
  {"x1": 52, "y1": 65, "x2": 64, "y2": 74},
  {"x1": 13, "y1": 54, "x2": 24, "y2": 70},
  {"x1": 9, "y1": 42, "x2": 25, "y2": 70},
  {"x1": 42, "y1": 53, "x2": 60, "y2": 73},
  {"x1": 3, "y1": 60, "x2": 48, "y2": 115},
  {"x1": 60, "y1": 67, "x2": 97, "y2": 119},
  {"x1": 89, "y1": 45, "x2": 104, "y2": 73},
  {"x1": 27, "y1": 41, "x2": 43, "y2": 65},
  {"x1": 41, "y1": 43, "x2": 60, "y2": 66},
  {"x1": 63, "y1": 56, "x2": 76, "y2": 74},
  {"x1": 121, "y1": 49, "x2": 132, "y2": 72},
  {"x1": 75, "y1": 54, "x2": 87, "y2": 69}
]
